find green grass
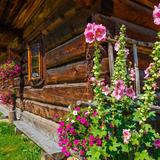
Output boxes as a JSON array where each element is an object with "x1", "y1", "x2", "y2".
[{"x1": 0, "y1": 122, "x2": 41, "y2": 160}]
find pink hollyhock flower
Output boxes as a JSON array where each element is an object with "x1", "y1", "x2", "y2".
[
  {"x1": 102, "y1": 85, "x2": 110, "y2": 96},
  {"x1": 114, "y1": 41, "x2": 120, "y2": 51},
  {"x1": 74, "y1": 139, "x2": 80, "y2": 145},
  {"x1": 125, "y1": 48, "x2": 129, "y2": 57},
  {"x1": 123, "y1": 129, "x2": 131, "y2": 144},
  {"x1": 84, "y1": 23, "x2": 107, "y2": 43},
  {"x1": 144, "y1": 63, "x2": 154, "y2": 79},
  {"x1": 152, "y1": 83, "x2": 158, "y2": 90},
  {"x1": 126, "y1": 86, "x2": 136, "y2": 99},
  {"x1": 115, "y1": 80, "x2": 125, "y2": 90},
  {"x1": 80, "y1": 150, "x2": 85, "y2": 156},
  {"x1": 129, "y1": 68, "x2": 135, "y2": 81},
  {"x1": 154, "y1": 139, "x2": 160, "y2": 149},
  {"x1": 153, "y1": 3, "x2": 160, "y2": 25},
  {"x1": 84, "y1": 31, "x2": 95, "y2": 43},
  {"x1": 89, "y1": 77, "x2": 96, "y2": 83},
  {"x1": 94, "y1": 24, "x2": 107, "y2": 42},
  {"x1": 85, "y1": 23, "x2": 96, "y2": 32},
  {"x1": 112, "y1": 88, "x2": 124, "y2": 100}
]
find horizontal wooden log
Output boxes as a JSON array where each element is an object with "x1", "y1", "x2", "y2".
[
  {"x1": 45, "y1": 34, "x2": 86, "y2": 69},
  {"x1": 113, "y1": 0, "x2": 159, "y2": 31},
  {"x1": 22, "y1": 83, "x2": 88, "y2": 106},
  {"x1": 46, "y1": 61, "x2": 87, "y2": 84},
  {"x1": 46, "y1": 58, "x2": 110, "y2": 84},
  {"x1": 16, "y1": 98, "x2": 68, "y2": 122},
  {"x1": 94, "y1": 14, "x2": 157, "y2": 42}
]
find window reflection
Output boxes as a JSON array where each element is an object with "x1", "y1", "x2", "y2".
[{"x1": 31, "y1": 43, "x2": 40, "y2": 78}]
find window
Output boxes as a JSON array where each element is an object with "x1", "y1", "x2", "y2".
[{"x1": 28, "y1": 37, "x2": 44, "y2": 87}]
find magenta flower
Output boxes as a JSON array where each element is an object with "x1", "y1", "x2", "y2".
[
  {"x1": 112, "y1": 88, "x2": 124, "y2": 100},
  {"x1": 94, "y1": 24, "x2": 107, "y2": 42},
  {"x1": 80, "y1": 150, "x2": 85, "y2": 156},
  {"x1": 59, "y1": 121, "x2": 65, "y2": 127},
  {"x1": 126, "y1": 86, "x2": 136, "y2": 99},
  {"x1": 96, "y1": 138, "x2": 102, "y2": 146},
  {"x1": 75, "y1": 106, "x2": 80, "y2": 111},
  {"x1": 66, "y1": 123, "x2": 72, "y2": 131},
  {"x1": 89, "y1": 135, "x2": 95, "y2": 141},
  {"x1": 82, "y1": 139, "x2": 87, "y2": 147},
  {"x1": 153, "y1": 3, "x2": 160, "y2": 25},
  {"x1": 154, "y1": 139, "x2": 160, "y2": 149},
  {"x1": 80, "y1": 118, "x2": 87, "y2": 124},
  {"x1": 92, "y1": 111, "x2": 98, "y2": 117},
  {"x1": 89, "y1": 141, "x2": 94, "y2": 146},
  {"x1": 74, "y1": 139, "x2": 80, "y2": 146},
  {"x1": 123, "y1": 129, "x2": 131, "y2": 144}
]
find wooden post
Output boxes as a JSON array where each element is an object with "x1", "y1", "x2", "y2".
[
  {"x1": 108, "y1": 42, "x2": 114, "y2": 78},
  {"x1": 133, "y1": 44, "x2": 140, "y2": 95}
]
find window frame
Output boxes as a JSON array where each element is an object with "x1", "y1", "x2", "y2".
[{"x1": 27, "y1": 35, "x2": 45, "y2": 87}]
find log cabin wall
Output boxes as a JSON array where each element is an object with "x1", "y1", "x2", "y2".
[{"x1": 12, "y1": 0, "x2": 159, "y2": 123}]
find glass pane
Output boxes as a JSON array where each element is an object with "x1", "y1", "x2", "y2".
[{"x1": 31, "y1": 43, "x2": 40, "y2": 78}]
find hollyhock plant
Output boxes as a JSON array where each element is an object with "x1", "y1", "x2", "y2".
[
  {"x1": 58, "y1": 15, "x2": 160, "y2": 159},
  {"x1": 153, "y1": 3, "x2": 160, "y2": 25}
]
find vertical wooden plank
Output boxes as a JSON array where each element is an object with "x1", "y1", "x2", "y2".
[
  {"x1": 27, "y1": 46, "x2": 31, "y2": 81},
  {"x1": 108, "y1": 42, "x2": 114, "y2": 78},
  {"x1": 133, "y1": 44, "x2": 140, "y2": 95}
]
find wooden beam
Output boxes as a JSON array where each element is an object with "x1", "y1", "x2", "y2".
[{"x1": 0, "y1": 23, "x2": 23, "y2": 37}]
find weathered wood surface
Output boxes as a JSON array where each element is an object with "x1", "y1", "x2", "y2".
[
  {"x1": 14, "y1": 111, "x2": 61, "y2": 154},
  {"x1": 94, "y1": 14, "x2": 157, "y2": 42},
  {"x1": 46, "y1": 58, "x2": 109, "y2": 84},
  {"x1": 46, "y1": 61, "x2": 87, "y2": 84},
  {"x1": 113, "y1": 0, "x2": 159, "y2": 31},
  {"x1": 20, "y1": 83, "x2": 88, "y2": 106},
  {"x1": 16, "y1": 98, "x2": 68, "y2": 121},
  {"x1": 45, "y1": 34, "x2": 86, "y2": 69}
]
